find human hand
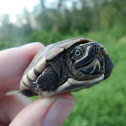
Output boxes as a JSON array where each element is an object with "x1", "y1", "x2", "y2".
[{"x1": 0, "y1": 43, "x2": 75, "y2": 126}]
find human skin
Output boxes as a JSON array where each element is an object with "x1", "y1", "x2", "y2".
[{"x1": 0, "y1": 43, "x2": 75, "y2": 126}]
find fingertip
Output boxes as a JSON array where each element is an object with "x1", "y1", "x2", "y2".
[
  {"x1": 9, "y1": 97, "x2": 55, "y2": 126},
  {"x1": 43, "y1": 93, "x2": 75, "y2": 126},
  {"x1": 20, "y1": 42, "x2": 45, "y2": 61},
  {"x1": 10, "y1": 93, "x2": 75, "y2": 126},
  {"x1": 0, "y1": 42, "x2": 45, "y2": 95}
]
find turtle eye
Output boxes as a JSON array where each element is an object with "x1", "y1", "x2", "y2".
[{"x1": 74, "y1": 49, "x2": 82, "y2": 57}]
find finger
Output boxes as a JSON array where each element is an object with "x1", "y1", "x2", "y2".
[
  {"x1": 9, "y1": 93, "x2": 75, "y2": 126},
  {"x1": 0, "y1": 92, "x2": 31, "y2": 125},
  {"x1": 0, "y1": 42, "x2": 44, "y2": 95}
]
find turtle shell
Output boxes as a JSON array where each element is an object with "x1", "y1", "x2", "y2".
[{"x1": 20, "y1": 38, "x2": 113, "y2": 97}]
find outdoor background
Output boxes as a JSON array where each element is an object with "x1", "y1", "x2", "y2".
[{"x1": 0, "y1": 0, "x2": 126, "y2": 126}]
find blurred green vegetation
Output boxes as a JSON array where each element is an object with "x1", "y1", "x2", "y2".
[{"x1": 0, "y1": 0, "x2": 126, "y2": 126}]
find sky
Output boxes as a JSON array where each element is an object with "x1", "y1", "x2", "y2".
[{"x1": 0, "y1": 0, "x2": 57, "y2": 23}]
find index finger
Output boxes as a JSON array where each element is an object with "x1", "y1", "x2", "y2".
[{"x1": 0, "y1": 42, "x2": 44, "y2": 96}]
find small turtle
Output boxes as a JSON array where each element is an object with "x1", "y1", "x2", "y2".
[{"x1": 20, "y1": 38, "x2": 113, "y2": 97}]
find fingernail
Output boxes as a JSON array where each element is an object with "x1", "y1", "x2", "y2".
[{"x1": 43, "y1": 94, "x2": 75, "y2": 126}]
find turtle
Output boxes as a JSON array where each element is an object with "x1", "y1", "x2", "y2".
[{"x1": 20, "y1": 38, "x2": 113, "y2": 97}]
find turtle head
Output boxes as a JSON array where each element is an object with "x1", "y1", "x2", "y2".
[
  {"x1": 55, "y1": 41, "x2": 113, "y2": 94},
  {"x1": 70, "y1": 42, "x2": 105, "y2": 76}
]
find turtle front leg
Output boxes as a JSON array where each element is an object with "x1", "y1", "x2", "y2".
[
  {"x1": 37, "y1": 66, "x2": 59, "y2": 91},
  {"x1": 20, "y1": 65, "x2": 60, "y2": 96}
]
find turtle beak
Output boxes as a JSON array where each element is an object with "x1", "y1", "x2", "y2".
[
  {"x1": 76, "y1": 43, "x2": 104, "y2": 75},
  {"x1": 78, "y1": 58, "x2": 101, "y2": 75}
]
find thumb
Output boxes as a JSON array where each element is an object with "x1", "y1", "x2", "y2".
[{"x1": 9, "y1": 93, "x2": 75, "y2": 126}]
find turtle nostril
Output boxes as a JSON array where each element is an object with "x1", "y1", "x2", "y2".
[
  {"x1": 94, "y1": 44, "x2": 99, "y2": 48},
  {"x1": 93, "y1": 44, "x2": 100, "y2": 54}
]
